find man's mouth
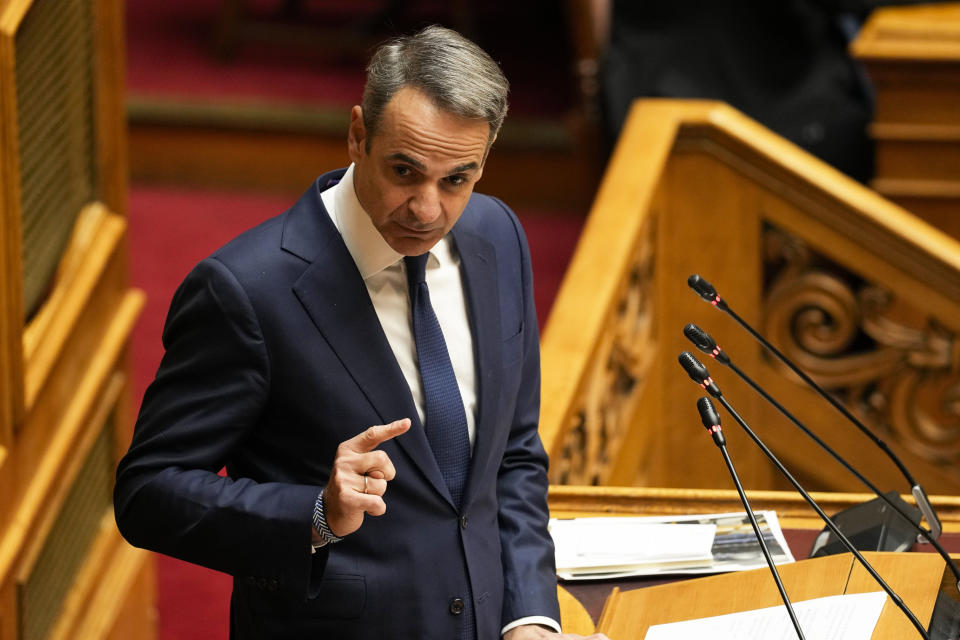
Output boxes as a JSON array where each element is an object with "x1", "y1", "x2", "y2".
[{"x1": 396, "y1": 223, "x2": 438, "y2": 237}]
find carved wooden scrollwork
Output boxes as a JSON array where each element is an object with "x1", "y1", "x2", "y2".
[
  {"x1": 551, "y1": 216, "x2": 658, "y2": 485},
  {"x1": 762, "y1": 225, "x2": 960, "y2": 463}
]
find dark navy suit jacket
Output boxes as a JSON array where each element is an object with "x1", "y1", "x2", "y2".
[{"x1": 114, "y1": 169, "x2": 560, "y2": 639}]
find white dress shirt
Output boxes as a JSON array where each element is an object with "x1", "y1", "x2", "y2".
[
  {"x1": 320, "y1": 164, "x2": 477, "y2": 445},
  {"x1": 320, "y1": 164, "x2": 560, "y2": 637}
]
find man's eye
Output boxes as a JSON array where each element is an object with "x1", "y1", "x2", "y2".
[
  {"x1": 393, "y1": 166, "x2": 412, "y2": 178},
  {"x1": 446, "y1": 175, "x2": 467, "y2": 186}
]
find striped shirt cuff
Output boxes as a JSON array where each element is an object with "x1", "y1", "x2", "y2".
[{"x1": 312, "y1": 487, "x2": 343, "y2": 546}]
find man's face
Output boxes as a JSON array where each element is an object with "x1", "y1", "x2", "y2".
[{"x1": 348, "y1": 86, "x2": 493, "y2": 256}]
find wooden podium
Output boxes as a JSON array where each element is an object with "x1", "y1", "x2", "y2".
[
  {"x1": 548, "y1": 487, "x2": 960, "y2": 637},
  {"x1": 595, "y1": 552, "x2": 948, "y2": 639}
]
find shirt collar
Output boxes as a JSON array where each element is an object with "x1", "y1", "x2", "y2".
[{"x1": 322, "y1": 163, "x2": 453, "y2": 278}]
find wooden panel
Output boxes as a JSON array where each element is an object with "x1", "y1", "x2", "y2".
[
  {"x1": 0, "y1": 0, "x2": 151, "y2": 635},
  {"x1": 869, "y1": 65, "x2": 960, "y2": 127},
  {"x1": 0, "y1": 578, "x2": 17, "y2": 640},
  {"x1": 0, "y1": 35, "x2": 9, "y2": 446},
  {"x1": 596, "y1": 552, "x2": 942, "y2": 640},
  {"x1": 541, "y1": 99, "x2": 960, "y2": 495},
  {"x1": 0, "y1": 0, "x2": 29, "y2": 431},
  {"x1": 14, "y1": 0, "x2": 97, "y2": 321},
  {"x1": 651, "y1": 147, "x2": 770, "y2": 489},
  {"x1": 91, "y1": 0, "x2": 127, "y2": 214},
  {"x1": 21, "y1": 205, "x2": 127, "y2": 413},
  {"x1": 846, "y1": 552, "x2": 944, "y2": 640},
  {"x1": 852, "y1": 4, "x2": 960, "y2": 238},
  {"x1": 851, "y1": 4, "x2": 960, "y2": 64},
  {"x1": 17, "y1": 426, "x2": 114, "y2": 640},
  {"x1": 46, "y1": 514, "x2": 156, "y2": 640},
  {"x1": 598, "y1": 554, "x2": 854, "y2": 639},
  {"x1": 98, "y1": 549, "x2": 157, "y2": 640},
  {"x1": 873, "y1": 132, "x2": 960, "y2": 184},
  {"x1": 558, "y1": 585, "x2": 595, "y2": 635}
]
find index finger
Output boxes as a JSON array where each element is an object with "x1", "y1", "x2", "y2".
[{"x1": 346, "y1": 418, "x2": 411, "y2": 453}]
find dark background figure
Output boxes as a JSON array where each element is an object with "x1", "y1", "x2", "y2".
[{"x1": 599, "y1": 0, "x2": 946, "y2": 184}]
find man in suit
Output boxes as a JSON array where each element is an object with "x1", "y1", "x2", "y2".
[{"x1": 115, "y1": 25, "x2": 607, "y2": 640}]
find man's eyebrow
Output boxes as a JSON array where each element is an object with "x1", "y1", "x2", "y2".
[
  {"x1": 387, "y1": 153, "x2": 425, "y2": 171},
  {"x1": 387, "y1": 153, "x2": 479, "y2": 175},
  {"x1": 449, "y1": 162, "x2": 479, "y2": 174}
]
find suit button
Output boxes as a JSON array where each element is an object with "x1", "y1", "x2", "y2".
[
  {"x1": 449, "y1": 598, "x2": 465, "y2": 615},
  {"x1": 459, "y1": 514, "x2": 468, "y2": 529}
]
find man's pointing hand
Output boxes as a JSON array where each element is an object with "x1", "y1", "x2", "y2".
[{"x1": 323, "y1": 418, "x2": 411, "y2": 538}]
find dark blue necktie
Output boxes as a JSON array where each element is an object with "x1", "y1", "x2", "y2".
[{"x1": 404, "y1": 253, "x2": 471, "y2": 510}]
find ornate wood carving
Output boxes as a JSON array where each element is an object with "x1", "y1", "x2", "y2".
[
  {"x1": 763, "y1": 224, "x2": 960, "y2": 463},
  {"x1": 550, "y1": 215, "x2": 658, "y2": 485}
]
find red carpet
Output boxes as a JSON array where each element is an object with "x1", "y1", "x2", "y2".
[{"x1": 128, "y1": 184, "x2": 583, "y2": 638}]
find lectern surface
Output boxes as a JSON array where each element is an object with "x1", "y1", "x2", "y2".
[{"x1": 596, "y1": 552, "x2": 945, "y2": 640}]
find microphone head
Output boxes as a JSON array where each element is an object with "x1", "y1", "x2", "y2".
[
  {"x1": 688, "y1": 274, "x2": 718, "y2": 301},
  {"x1": 678, "y1": 351, "x2": 710, "y2": 384},
  {"x1": 683, "y1": 323, "x2": 717, "y2": 353},
  {"x1": 697, "y1": 397, "x2": 721, "y2": 428}
]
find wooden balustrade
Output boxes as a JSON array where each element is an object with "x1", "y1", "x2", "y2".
[{"x1": 540, "y1": 99, "x2": 960, "y2": 496}]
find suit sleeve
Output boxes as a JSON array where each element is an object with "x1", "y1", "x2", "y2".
[
  {"x1": 494, "y1": 202, "x2": 562, "y2": 627},
  {"x1": 114, "y1": 256, "x2": 325, "y2": 598}
]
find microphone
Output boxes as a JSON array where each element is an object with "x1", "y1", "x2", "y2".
[
  {"x1": 683, "y1": 322, "x2": 729, "y2": 364},
  {"x1": 686, "y1": 273, "x2": 942, "y2": 542},
  {"x1": 697, "y1": 397, "x2": 725, "y2": 446},
  {"x1": 677, "y1": 351, "x2": 720, "y2": 397},
  {"x1": 687, "y1": 274, "x2": 728, "y2": 310},
  {"x1": 684, "y1": 322, "x2": 960, "y2": 590},
  {"x1": 694, "y1": 396, "x2": 805, "y2": 640},
  {"x1": 678, "y1": 353, "x2": 932, "y2": 639}
]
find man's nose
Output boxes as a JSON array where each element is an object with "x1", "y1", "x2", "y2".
[{"x1": 408, "y1": 185, "x2": 442, "y2": 225}]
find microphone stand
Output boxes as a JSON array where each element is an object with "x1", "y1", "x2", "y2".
[
  {"x1": 695, "y1": 396, "x2": 806, "y2": 640},
  {"x1": 679, "y1": 351, "x2": 932, "y2": 639},
  {"x1": 687, "y1": 274, "x2": 942, "y2": 542},
  {"x1": 683, "y1": 322, "x2": 960, "y2": 591}
]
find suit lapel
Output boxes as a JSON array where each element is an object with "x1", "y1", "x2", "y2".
[
  {"x1": 284, "y1": 177, "x2": 452, "y2": 505},
  {"x1": 451, "y1": 225, "x2": 503, "y2": 509}
]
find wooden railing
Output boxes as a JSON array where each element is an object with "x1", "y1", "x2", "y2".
[{"x1": 540, "y1": 99, "x2": 960, "y2": 495}]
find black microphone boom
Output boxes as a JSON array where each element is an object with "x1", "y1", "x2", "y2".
[
  {"x1": 686, "y1": 273, "x2": 942, "y2": 542},
  {"x1": 677, "y1": 353, "x2": 932, "y2": 639},
  {"x1": 694, "y1": 396, "x2": 805, "y2": 640},
  {"x1": 683, "y1": 322, "x2": 960, "y2": 590}
]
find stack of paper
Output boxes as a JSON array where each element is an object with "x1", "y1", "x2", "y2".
[{"x1": 550, "y1": 511, "x2": 794, "y2": 580}]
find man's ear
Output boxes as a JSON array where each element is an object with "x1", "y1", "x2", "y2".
[{"x1": 347, "y1": 106, "x2": 366, "y2": 163}]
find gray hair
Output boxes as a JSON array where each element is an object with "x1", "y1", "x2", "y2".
[{"x1": 362, "y1": 25, "x2": 509, "y2": 148}]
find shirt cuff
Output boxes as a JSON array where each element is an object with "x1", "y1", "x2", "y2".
[
  {"x1": 312, "y1": 487, "x2": 343, "y2": 547},
  {"x1": 501, "y1": 616, "x2": 562, "y2": 636}
]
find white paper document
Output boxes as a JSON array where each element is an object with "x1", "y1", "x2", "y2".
[
  {"x1": 643, "y1": 591, "x2": 888, "y2": 640},
  {"x1": 551, "y1": 519, "x2": 716, "y2": 571},
  {"x1": 550, "y1": 511, "x2": 794, "y2": 580}
]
